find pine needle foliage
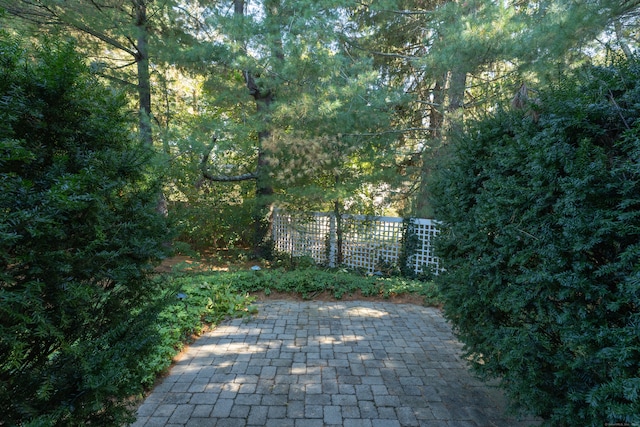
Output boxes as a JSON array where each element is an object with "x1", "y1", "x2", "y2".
[
  {"x1": 432, "y1": 60, "x2": 640, "y2": 426},
  {"x1": 0, "y1": 37, "x2": 169, "y2": 426}
]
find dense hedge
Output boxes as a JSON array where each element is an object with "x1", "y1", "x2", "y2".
[
  {"x1": 432, "y1": 62, "x2": 640, "y2": 426},
  {"x1": 0, "y1": 38, "x2": 169, "y2": 425}
]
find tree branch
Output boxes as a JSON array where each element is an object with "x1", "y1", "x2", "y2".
[
  {"x1": 342, "y1": 127, "x2": 436, "y2": 137},
  {"x1": 354, "y1": 45, "x2": 418, "y2": 60},
  {"x1": 92, "y1": 70, "x2": 138, "y2": 89},
  {"x1": 2, "y1": 0, "x2": 138, "y2": 58},
  {"x1": 200, "y1": 137, "x2": 257, "y2": 182},
  {"x1": 202, "y1": 170, "x2": 258, "y2": 182}
]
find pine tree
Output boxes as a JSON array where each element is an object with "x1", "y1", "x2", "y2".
[
  {"x1": 194, "y1": 0, "x2": 403, "y2": 254},
  {"x1": 350, "y1": 0, "x2": 640, "y2": 216}
]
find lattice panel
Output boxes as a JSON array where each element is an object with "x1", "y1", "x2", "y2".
[
  {"x1": 272, "y1": 211, "x2": 441, "y2": 275},
  {"x1": 272, "y1": 212, "x2": 332, "y2": 265},
  {"x1": 407, "y1": 218, "x2": 441, "y2": 275},
  {"x1": 341, "y1": 216, "x2": 404, "y2": 273}
]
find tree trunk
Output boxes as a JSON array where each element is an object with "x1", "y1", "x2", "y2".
[
  {"x1": 614, "y1": 20, "x2": 634, "y2": 60},
  {"x1": 414, "y1": 76, "x2": 446, "y2": 217},
  {"x1": 333, "y1": 200, "x2": 344, "y2": 266},
  {"x1": 252, "y1": 99, "x2": 275, "y2": 258},
  {"x1": 134, "y1": 0, "x2": 167, "y2": 215},
  {"x1": 234, "y1": 0, "x2": 277, "y2": 257},
  {"x1": 447, "y1": 69, "x2": 467, "y2": 127},
  {"x1": 135, "y1": 0, "x2": 153, "y2": 148}
]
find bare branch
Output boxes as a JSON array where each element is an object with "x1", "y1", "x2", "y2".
[
  {"x1": 608, "y1": 90, "x2": 631, "y2": 130},
  {"x1": 354, "y1": 1, "x2": 434, "y2": 16},
  {"x1": 93, "y1": 71, "x2": 138, "y2": 89},
  {"x1": 354, "y1": 46, "x2": 418, "y2": 60},
  {"x1": 202, "y1": 170, "x2": 258, "y2": 182},
  {"x1": 342, "y1": 127, "x2": 436, "y2": 137},
  {"x1": 414, "y1": 100, "x2": 443, "y2": 108},
  {"x1": 200, "y1": 137, "x2": 257, "y2": 182}
]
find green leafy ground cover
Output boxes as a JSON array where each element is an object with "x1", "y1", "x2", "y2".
[{"x1": 207, "y1": 268, "x2": 441, "y2": 302}]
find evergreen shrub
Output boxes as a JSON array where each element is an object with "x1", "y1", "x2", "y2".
[
  {"x1": 0, "y1": 38, "x2": 169, "y2": 425},
  {"x1": 432, "y1": 62, "x2": 640, "y2": 426}
]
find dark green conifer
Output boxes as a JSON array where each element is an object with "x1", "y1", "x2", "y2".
[
  {"x1": 0, "y1": 37, "x2": 169, "y2": 425},
  {"x1": 432, "y1": 60, "x2": 640, "y2": 426}
]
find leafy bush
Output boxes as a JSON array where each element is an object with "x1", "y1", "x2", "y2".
[
  {"x1": 167, "y1": 185, "x2": 255, "y2": 251},
  {"x1": 432, "y1": 61, "x2": 640, "y2": 426},
  {"x1": 0, "y1": 38, "x2": 169, "y2": 426}
]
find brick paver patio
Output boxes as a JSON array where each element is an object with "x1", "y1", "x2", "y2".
[{"x1": 131, "y1": 301, "x2": 540, "y2": 426}]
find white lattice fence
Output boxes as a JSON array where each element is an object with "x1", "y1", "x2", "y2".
[
  {"x1": 340, "y1": 215, "x2": 403, "y2": 272},
  {"x1": 271, "y1": 212, "x2": 332, "y2": 265},
  {"x1": 271, "y1": 211, "x2": 441, "y2": 275},
  {"x1": 405, "y1": 218, "x2": 441, "y2": 275}
]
